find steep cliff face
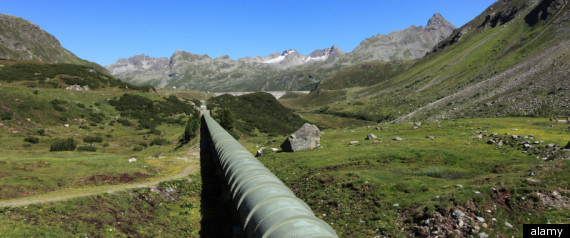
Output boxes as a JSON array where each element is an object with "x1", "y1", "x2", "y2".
[{"x1": 0, "y1": 14, "x2": 106, "y2": 72}]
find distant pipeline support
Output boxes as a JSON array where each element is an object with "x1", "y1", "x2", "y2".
[{"x1": 201, "y1": 113, "x2": 338, "y2": 238}]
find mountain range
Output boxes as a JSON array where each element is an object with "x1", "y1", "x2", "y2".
[{"x1": 105, "y1": 13, "x2": 456, "y2": 91}]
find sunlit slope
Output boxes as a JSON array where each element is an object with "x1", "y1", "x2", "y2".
[{"x1": 289, "y1": 0, "x2": 569, "y2": 122}]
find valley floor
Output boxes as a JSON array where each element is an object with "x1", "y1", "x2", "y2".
[{"x1": 0, "y1": 114, "x2": 568, "y2": 237}]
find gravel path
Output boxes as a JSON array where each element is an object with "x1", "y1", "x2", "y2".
[{"x1": 0, "y1": 156, "x2": 199, "y2": 208}]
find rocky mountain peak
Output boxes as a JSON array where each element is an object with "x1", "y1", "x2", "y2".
[{"x1": 426, "y1": 13, "x2": 455, "y2": 29}]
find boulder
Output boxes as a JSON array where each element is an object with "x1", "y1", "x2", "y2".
[
  {"x1": 349, "y1": 141, "x2": 359, "y2": 145},
  {"x1": 393, "y1": 136, "x2": 403, "y2": 141},
  {"x1": 365, "y1": 133, "x2": 377, "y2": 140},
  {"x1": 280, "y1": 123, "x2": 321, "y2": 152}
]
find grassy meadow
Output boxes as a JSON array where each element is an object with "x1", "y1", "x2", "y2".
[{"x1": 250, "y1": 117, "x2": 569, "y2": 237}]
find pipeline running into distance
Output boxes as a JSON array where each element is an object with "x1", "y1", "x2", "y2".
[{"x1": 202, "y1": 113, "x2": 338, "y2": 238}]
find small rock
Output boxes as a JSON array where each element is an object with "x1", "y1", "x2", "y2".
[
  {"x1": 479, "y1": 232, "x2": 489, "y2": 238},
  {"x1": 473, "y1": 191, "x2": 481, "y2": 194},
  {"x1": 505, "y1": 221, "x2": 513, "y2": 228},
  {"x1": 512, "y1": 135, "x2": 519, "y2": 139},
  {"x1": 525, "y1": 178, "x2": 540, "y2": 184},
  {"x1": 497, "y1": 141, "x2": 503, "y2": 147},
  {"x1": 349, "y1": 141, "x2": 359, "y2": 145},
  {"x1": 486, "y1": 210, "x2": 492, "y2": 213},
  {"x1": 534, "y1": 141, "x2": 540, "y2": 144},
  {"x1": 512, "y1": 128, "x2": 518, "y2": 131},
  {"x1": 393, "y1": 136, "x2": 403, "y2": 141},
  {"x1": 523, "y1": 144, "x2": 532, "y2": 149},
  {"x1": 487, "y1": 140, "x2": 495, "y2": 144},
  {"x1": 393, "y1": 203, "x2": 399, "y2": 207},
  {"x1": 482, "y1": 223, "x2": 488, "y2": 228},
  {"x1": 256, "y1": 148, "x2": 264, "y2": 157},
  {"x1": 476, "y1": 217, "x2": 485, "y2": 222},
  {"x1": 476, "y1": 134, "x2": 483, "y2": 139},
  {"x1": 365, "y1": 133, "x2": 378, "y2": 140},
  {"x1": 64, "y1": 124, "x2": 69, "y2": 128},
  {"x1": 426, "y1": 136, "x2": 436, "y2": 140},
  {"x1": 491, "y1": 133, "x2": 498, "y2": 137},
  {"x1": 452, "y1": 210, "x2": 465, "y2": 218},
  {"x1": 414, "y1": 122, "x2": 422, "y2": 127},
  {"x1": 547, "y1": 143, "x2": 555, "y2": 148},
  {"x1": 458, "y1": 219, "x2": 464, "y2": 227},
  {"x1": 128, "y1": 158, "x2": 137, "y2": 163},
  {"x1": 492, "y1": 218, "x2": 497, "y2": 222},
  {"x1": 455, "y1": 184, "x2": 463, "y2": 188}
]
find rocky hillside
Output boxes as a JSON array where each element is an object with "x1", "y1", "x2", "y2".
[
  {"x1": 106, "y1": 14, "x2": 456, "y2": 91},
  {"x1": 0, "y1": 14, "x2": 107, "y2": 73},
  {"x1": 285, "y1": 0, "x2": 569, "y2": 122},
  {"x1": 340, "y1": 13, "x2": 456, "y2": 64}
]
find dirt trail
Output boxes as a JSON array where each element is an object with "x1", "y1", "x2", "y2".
[{"x1": 0, "y1": 154, "x2": 199, "y2": 208}]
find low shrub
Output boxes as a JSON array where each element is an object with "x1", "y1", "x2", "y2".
[
  {"x1": 133, "y1": 146, "x2": 144, "y2": 151},
  {"x1": 116, "y1": 118, "x2": 132, "y2": 126},
  {"x1": 83, "y1": 136, "x2": 103, "y2": 144},
  {"x1": 37, "y1": 129, "x2": 45, "y2": 136},
  {"x1": 77, "y1": 145, "x2": 97, "y2": 152},
  {"x1": 24, "y1": 136, "x2": 39, "y2": 144},
  {"x1": 0, "y1": 112, "x2": 13, "y2": 121},
  {"x1": 50, "y1": 137, "x2": 77, "y2": 151},
  {"x1": 150, "y1": 137, "x2": 170, "y2": 146}
]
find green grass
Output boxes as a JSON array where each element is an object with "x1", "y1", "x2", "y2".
[
  {"x1": 251, "y1": 117, "x2": 569, "y2": 237},
  {"x1": 0, "y1": 175, "x2": 202, "y2": 237},
  {"x1": 0, "y1": 84, "x2": 200, "y2": 200}
]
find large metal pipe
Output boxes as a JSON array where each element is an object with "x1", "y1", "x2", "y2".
[{"x1": 202, "y1": 113, "x2": 338, "y2": 238}]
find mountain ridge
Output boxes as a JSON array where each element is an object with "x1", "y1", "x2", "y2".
[{"x1": 106, "y1": 13, "x2": 456, "y2": 91}]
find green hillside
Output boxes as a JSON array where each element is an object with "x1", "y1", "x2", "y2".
[
  {"x1": 0, "y1": 14, "x2": 108, "y2": 73},
  {"x1": 285, "y1": 0, "x2": 569, "y2": 122},
  {"x1": 207, "y1": 92, "x2": 309, "y2": 137},
  {"x1": 0, "y1": 60, "x2": 153, "y2": 92}
]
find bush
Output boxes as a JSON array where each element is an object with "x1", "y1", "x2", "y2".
[
  {"x1": 102, "y1": 142, "x2": 109, "y2": 147},
  {"x1": 77, "y1": 145, "x2": 97, "y2": 152},
  {"x1": 79, "y1": 125, "x2": 90, "y2": 130},
  {"x1": 150, "y1": 137, "x2": 170, "y2": 146},
  {"x1": 0, "y1": 112, "x2": 12, "y2": 121},
  {"x1": 22, "y1": 143, "x2": 31, "y2": 148},
  {"x1": 116, "y1": 118, "x2": 132, "y2": 126},
  {"x1": 150, "y1": 128, "x2": 162, "y2": 135},
  {"x1": 83, "y1": 136, "x2": 103, "y2": 144},
  {"x1": 133, "y1": 146, "x2": 144, "y2": 151},
  {"x1": 139, "y1": 142, "x2": 148, "y2": 148},
  {"x1": 24, "y1": 136, "x2": 39, "y2": 144},
  {"x1": 50, "y1": 137, "x2": 77, "y2": 151},
  {"x1": 37, "y1": 129, "x2": 45, "y2": 136}
]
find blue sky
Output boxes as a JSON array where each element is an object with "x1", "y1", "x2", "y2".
[{"x1": 1, "y1": 0, "x2": 496, "y2": 66}]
